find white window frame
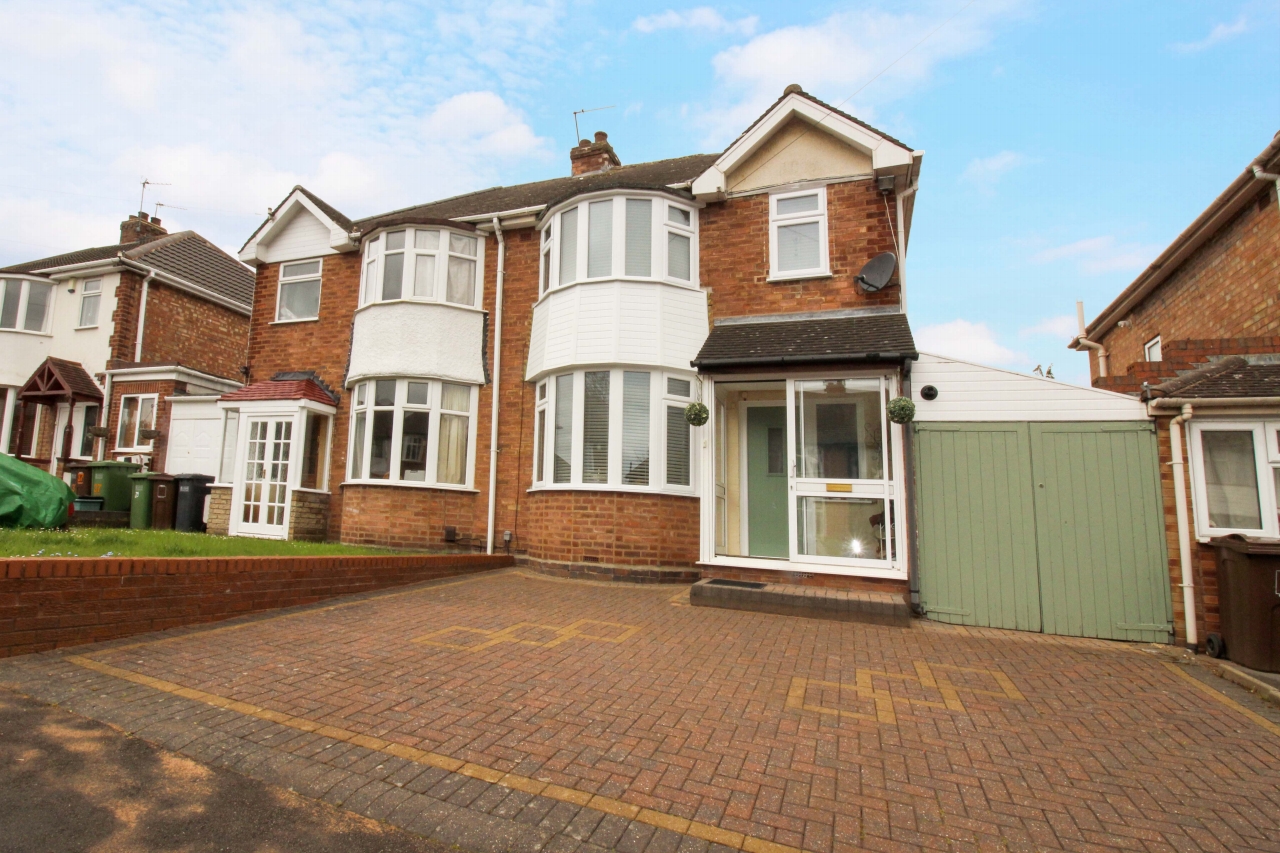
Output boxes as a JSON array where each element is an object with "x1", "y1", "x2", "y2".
[
  {"x1": 274, "y1": 259, "x2": 323, "y2": 323},
  {"x1": 533, "y1": 380, "x2": 549, "y2": 484},
  {"x1": 359, "y1": 227, "x2": 485, "y2": 311},
  {"x1": 1188, "y1": 420, "x2": 1280, "y2": 539},
  {"x1": 530, "y1": 366, "x2": 697, "y2": 496},
  {"x1": 77, "y1": 278, "x2": 103, "y2": 329},
  {"x1": 74, "y1": 403, "x2": 101, "y2": 459},
  {"x1": 0, "y1": 277, "x2": 54, "y2": 335},
  {"x1": 768, "y1": 186, "x2": 830, "y2": 281},
  {"x1": 1144, "y1": 335, "x2": 1162, "y2": 362},
  {"x1": 345, "y1": 377, "x2": 479, "y2": 490},
  {"x1": 116, "y1": 393, "x2": 159, "y2": 452},
  {"x1": 537, "y1": 192, "x2": 699, "y2": 298}
]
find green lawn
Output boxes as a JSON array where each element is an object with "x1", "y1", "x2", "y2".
[{"x1": 0, "y1": 528, "x2": 421, "y2": 558}]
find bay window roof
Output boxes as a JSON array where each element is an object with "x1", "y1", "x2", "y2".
[{"x1": 693, "y1": 313, "x2": 917, "y2": 369}]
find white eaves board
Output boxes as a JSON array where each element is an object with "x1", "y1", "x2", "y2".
[{"x1": 911, "y1": 352, "x2": 1147, "y2": 422}]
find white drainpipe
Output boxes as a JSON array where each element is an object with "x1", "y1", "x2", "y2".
[
  {"x1": 133, "y1": 270, "x2": 156, "y2": 362},
  {"x1": 485, "y1": 217, "x2": 506, "y2": 555},
  {"x1": 1168, "y1": 403, "x2": 1197, "y2": 649},
  {"x1": 1073, "y1": 300, "x2": 1107, "y2": 377}
]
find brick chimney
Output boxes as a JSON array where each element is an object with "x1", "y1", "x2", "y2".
[
  {"x1": 570, "y1": 131, "x2": 621, "y2": 176},
  {"x1": 120, "y1": 211, "x2": 168, "y2": 245}
]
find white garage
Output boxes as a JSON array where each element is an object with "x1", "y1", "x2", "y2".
[{"x1": 166, "y1": 396, "x2": 223, "y2": 477}]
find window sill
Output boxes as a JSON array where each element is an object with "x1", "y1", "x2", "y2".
[
  {"x1": 767, "y1": 272, "x2": 833, "y2": 284},
  {"x1": 354, "y1": 299, "x2": 484, "y2": 315},
  {"x1": 0, "y1": 327, "x2": 52, "y2": 337},
  {"x1": 74, "y1": 325, "x2": 100, "y2": 331},
  {"x1": 113, "y1": 447, "x2": 154, "y2": 454},
  {"x1": 536, "y1": 276, "x2": 702, "y2": 306},
  {"x1": 270, "y1": 317, "x2": 321, "y2": 325},
  {"x1": 341, "y1": 480, "x2": 479, "y2": 493},
  {"x1": 527, "y1": 484, "x2": 697, "y2": 498}
]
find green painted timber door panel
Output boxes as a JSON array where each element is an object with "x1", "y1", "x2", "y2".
[
  {"x1": 746, "y1": 406, "x2": 789, "y2": 558},
  {"x1": 914, "y1": 423, "x2": 1042, "y2": 631},
  {"x1": 1030, "y1": 422, "x2": 1172, "y2": 643}
]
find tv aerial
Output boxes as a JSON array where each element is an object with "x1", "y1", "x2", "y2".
[{"x1": 855, "y1": 252, "x2": 897, "y2": 292}]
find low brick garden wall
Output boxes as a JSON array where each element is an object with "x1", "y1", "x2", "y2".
[{"x1": 0, "y1": 553, "x2": 512, "y2": 657}]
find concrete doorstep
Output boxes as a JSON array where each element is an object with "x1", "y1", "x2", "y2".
[{"x1": 689, "y1": 577, "x2": 911, "y2": 626}]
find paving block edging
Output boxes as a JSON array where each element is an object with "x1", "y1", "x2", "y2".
[{"x1": 0, "y1": 553, "x2": 513, "y2": 658}]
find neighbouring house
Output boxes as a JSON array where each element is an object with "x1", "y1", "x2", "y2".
[
  {"x1": 213, "y1": 85, "x2": 1176, "y2": 644},
  {"x1": 1071, "y1": 129, "x2": 1280, "y2": 649},
  {"x1": 0, "y1": 213, "x2": 253, "y2": 480}
]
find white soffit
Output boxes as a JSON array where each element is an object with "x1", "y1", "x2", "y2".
[
  {"x1": 240, "y1": 190, "x2": 354, "y2": 263},
  {"x1": 692, "y1": 93, "x2": 914, "y2": 196}
]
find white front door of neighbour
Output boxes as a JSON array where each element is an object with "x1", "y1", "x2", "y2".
[{"x1": 237, "y1": 418, "x2": 292, "y2": 537}]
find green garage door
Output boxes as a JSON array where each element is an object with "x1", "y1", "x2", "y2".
[{"x1": 916, "y1": 422, "x2": 1172, "y2": 643}]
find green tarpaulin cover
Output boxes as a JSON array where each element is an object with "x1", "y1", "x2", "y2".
[{"x1": 0, "y1": 453, "x2": 75, "y2": 529}]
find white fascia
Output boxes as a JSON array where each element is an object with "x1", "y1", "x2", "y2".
[
  {"x1": 691, "y1": 93, "x2": 914, "y2": 198},
  {"x1": 106, "y1": 364, "x2": 243, "y2": 393},
  {"x1": 240, "y1": 190, "x2": 355, "y2": 264}
]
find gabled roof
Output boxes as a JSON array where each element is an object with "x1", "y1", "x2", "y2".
[
  {"x1": 239, "y1": 186, "x2": 360, "y2": 263},
  {"x1": 1147, "y1": 356, "x2": 1280, "y2": 400},
  {"x1": 221, "y1": 377, "x2": 336, "y2": 406},
  {"x1": 126, "y1": 232, "x2": 255, "y2": 308},
  {"x1": 1083, "y1": 129, "x2": 1280, "y2": 341},
  {"x1": 18, "y1": 357, "x2": 103, "y2": 402},
  {"x1": 692, "y1": 312, "x2": 916, "y2": 368},
  {"x1": 692, "y1": 85, "x2": 917, "y2": 197},
  {"x1": 1, "y1": 241, "x2": 147, "y2": 275}
]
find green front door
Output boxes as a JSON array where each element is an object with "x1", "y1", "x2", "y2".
[{"x1": 746, "y1": 406, "x2": 788, "y2": 558}]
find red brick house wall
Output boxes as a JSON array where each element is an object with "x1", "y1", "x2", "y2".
[
  {"x1": 137, "y1": 283, "x2": 249, "y2": 380},
  {"x1": 700, "y1": 180, "x2": 902, "y2": 318},
  {"x1": 1093, "y1": 183, "x2": 1279, "y2": 385},
  {"x1": 105, "y1": 379, "x2": 179, "y2": 471},
  {"x1": 246, "y1": 253, "x2": 362, "y2": 539}
]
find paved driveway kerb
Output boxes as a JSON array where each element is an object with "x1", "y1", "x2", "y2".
[{"x1": 1, "y1": 569, "x2": 1278, "y2": 853}]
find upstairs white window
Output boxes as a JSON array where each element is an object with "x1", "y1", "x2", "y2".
[
  {"x1": 117, "y1": 394, "x2": 157, "y2": 451},
  {"x1": 533, "y1": 368, "x2": 696, "y2": 494},
  {"x1": 347, "y1": 378, "x2": 477, "y2": 488},
  {"x1": 276, "y1": 260, "x2": 322, "y2": 321},
  {"x1": 770, "y1": 187, "x2": 829, "y2": 280},
  {"x1": 78, "y1": 279, "x2": 102, "y2": 328},
  {"x1": 361, "y1": 228, "x2": 482, "y2": 309},
  {"x1": 539, "y1": 193, "x2": 698, "y2": 293},
  {"x1": 1, "y1": 278, "x2": 53, "y2": 333},
  {"x1": 1144, "y1": 336, "x2": 1162, "y2": 362}
]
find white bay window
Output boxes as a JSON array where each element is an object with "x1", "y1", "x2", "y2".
[
  {"x1": 1, "y1": 277, "x2": 53, "y2": 333},
  {"x1": 532, "y1": 368, "x2": 695, "y2": 494},
  {"x1": 540, "y1": 193, "x2": 698, "y2": 294},
  {"x1": 347, "y1": 378, "x2": 478, "y2": 488},
  {"x1": 362, "y1": 227, "x2": 482, "y2": 310}
]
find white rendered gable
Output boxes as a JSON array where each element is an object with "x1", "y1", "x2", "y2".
[{"x1": 240, "y1": 189, "x2": 354, "y2": 264}]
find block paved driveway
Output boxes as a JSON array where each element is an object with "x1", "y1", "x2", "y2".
[{"x1": 2, "y1": 568, "x2": 1278, "y2": 853}]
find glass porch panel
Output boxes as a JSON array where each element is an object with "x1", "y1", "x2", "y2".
[
  {"x1": 795, "y1": 379, "x2": 883, "y2": 480},
  {"x1": 796, "y1": 496, "x2": 891, "y2": 561},
  {"x1": 713, "y1": 380, "x2": 785, "y2": 558}
]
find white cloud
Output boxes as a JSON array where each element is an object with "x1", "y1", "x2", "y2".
[
  {"x1": 1171, "y1": 16, "x2": 1247, "y2": 53},
  {"x1": 634, "y1": 7, "x2": 758, "y2": 36},
  {"x1": 1031, "y1": 236, "x2": 1161, "y2": 275},
  {"x1": 915, "y1": 319, "x2": 1028, "y2": 367},
  {"x1": 959, "y1": 151, "x2": 1031, "y2": 193},
  {"x1": 1019, "y1": 315, "x2": 1078, "y2": 341},
  {"x1": 700, "y1": 1, "x2": 1026, "y2": 144},
  {"x1": 0, "y1": 2, "x2": 558, "y2": 265}
]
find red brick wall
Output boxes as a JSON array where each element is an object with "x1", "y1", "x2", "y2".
[
  {"x1": 139, "y1": 282, "x2": 249, "y2": 380},
  {"x1": 341, "y1": 485, "x2": 482, "y2": 550},
  {"x1": 699, "y1": 180, "x2": 902, "y2": 319},
  {"x1": 108, "y1": 270, "x2": 144, "y2": 364},
  {"x1": 516, "y1": 491, "x2": 700, "y2": 567},
  {"x1": 245, "y1": 253, "x2": 362, "y2": 539},
  {"x1": 0, "y1": 553, "x2": 512, "y2": 657},
  {"x1": 1093, "y1": 183, "x2": 1279, "y2": 383},
  {"x1": 1153, "y1": 414, "x2": 1220, "y2": 647}
]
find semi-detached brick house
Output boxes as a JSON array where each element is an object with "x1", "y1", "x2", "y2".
[
  {"x1": 0, "y1": 214, "x2": 253, "y2": 480},
  {"x1": 1071, "y1": 129, "x2": 1280, "y2": 649},
  {"x1": 217, "y1": 86, "x2": 924, "y2": 593}
]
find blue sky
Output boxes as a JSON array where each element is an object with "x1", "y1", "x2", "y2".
[{"x1": 2, "y1": 1, "x2": 1277, "y2": 384}]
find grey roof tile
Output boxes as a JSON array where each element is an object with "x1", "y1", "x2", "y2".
[
  {"x1": 1151, "y1": 356, "x2": 1280, "y2": 399},
  {"x1": 128, "y1": 232, "x2": 255, "y2": 308},
  {"x1": 693, "y1": 313, "x2": 916, "y2": 368}
]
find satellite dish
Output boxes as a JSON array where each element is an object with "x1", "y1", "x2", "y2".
[{"x1": 856, "y1": 252, "x2": 897, "y2": 292}]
